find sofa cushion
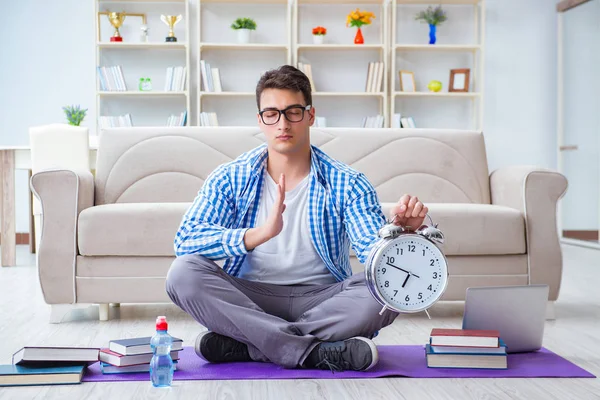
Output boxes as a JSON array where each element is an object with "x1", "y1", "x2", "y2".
[
  {"x1": 380, "y1": 203, "x2": 526, "y2": 256},
  {"x1": 78, "y1": 203, "x2": 190, "y2": 256},
  {"x1": 78, "y1": 201, "x2": 525, "y2": 257}
]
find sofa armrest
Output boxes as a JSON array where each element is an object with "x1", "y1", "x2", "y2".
[
  {"x1": 490, "y1": 166, "x2": 568, "y2": 300},
  {"x1": 30, "y1": 169, "x2": 94, "y2": 304}
]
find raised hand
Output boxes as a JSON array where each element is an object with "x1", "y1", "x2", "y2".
[
  {"x1": 389, "y1": 194, "x2": 428, "y2": 231},
  {"x1": 263, "y1": 173, "x2": 286, "y2": 240}
]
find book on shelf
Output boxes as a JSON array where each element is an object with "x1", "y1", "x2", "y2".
[
  {"x1": 199, "y1": 60, "x2": 222, "y2": 92},
  {"x1": 109, "y1": 336, "x2": 183, "y2": 356},
  {"x1": 100, "y1": 361, "x2": 178, "y2": 374},
  {"x1": 12, "y1": 346, "x2": 100, "y2": 367},
  {"x1": 0, "y1": 364, "x2": 85, "y2": 387},
  {"x1": 425, "y1": 339, "x2": 508, "y2": 369},
  {"x1": 99, "y1": 114, "x2": 133, "y2": 129},
  {"x1": 99, "y1": 348, "x2": 181, "y2": 367},
  {"x1": 164, "y1": 66, "x2": 187, "y2": 91},
  {"x1": 297, "y1": 62, "x2": 316, "y2": 92},
  {"x1": 200, "y1": 112, "x2": 219, "y2": 127},
  {"x1": 167, "y1": 111, "x2": 187, "y2": 127},
  {"x1": 97, "y1": 65, "x2": 127, "y2": 91},
  {"x1": 361, "y1": 115, "x2": 384, "y2": 128},
  {"x1": 393, "y1": 114, "x2": 416, "y2": 129},
  {"x1": 430, "y1": 328, "x2": 500, "y2": 348},
  {"x1": 365, "y1": 62, "x2": 383, "y2": 93}
]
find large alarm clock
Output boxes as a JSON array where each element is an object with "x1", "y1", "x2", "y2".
[{"x1": 365, "y1": 214, "x2": 448, "y2": 316}]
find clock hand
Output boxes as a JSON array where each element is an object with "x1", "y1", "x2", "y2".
[
  {"x1": 386, "y1": 262, "x2": 421, "y2": 279},
  {"x1": 386, "y1": 262, "x2": 410, "y2": 274},
  {"x1": 401, "y1": 274, "x2": 410, "y2": 288}
]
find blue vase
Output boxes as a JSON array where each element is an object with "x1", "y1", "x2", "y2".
[{"x1": 429, "y1": 24, "x2": 437, "y2": 45}]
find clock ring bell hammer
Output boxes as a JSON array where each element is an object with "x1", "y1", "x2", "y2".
[{"x1": 365, "y1": 213, "x2": 448, "y2": 317}]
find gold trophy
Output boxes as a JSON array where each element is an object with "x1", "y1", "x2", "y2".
[
  {"x1": 108, "y1": 12, "x2": 126, "y2": 42},
  {"x1": 161, "y1": 15, "x2": 183, "y2": 42}
]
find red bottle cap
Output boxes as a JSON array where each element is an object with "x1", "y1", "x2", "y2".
[{"x1": 156, "y1": 316, "x2": 168, "y2": 331}]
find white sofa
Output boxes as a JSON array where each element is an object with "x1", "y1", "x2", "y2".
[{"x1": 30, "y1": 127, "x2": 568, "y2": 322}]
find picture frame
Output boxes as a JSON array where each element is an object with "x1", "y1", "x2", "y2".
[
  {"x1": 399, "y1": 70, "x2": 416, "y2": 92},
  {"x1": 449, "y1": 68, "x2": 470, "y2": 92},
  {"x1": 97, "y1": 12, "x2": 147, "y2": 43}
]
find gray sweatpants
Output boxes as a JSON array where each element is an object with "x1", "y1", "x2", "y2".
[{"x1": 165, "y1": 254, "x2": 398, "y2": 368}]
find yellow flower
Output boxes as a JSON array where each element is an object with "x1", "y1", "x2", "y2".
[{"x1": 347, "y1": 8, "x2": 376, "y2": 27}]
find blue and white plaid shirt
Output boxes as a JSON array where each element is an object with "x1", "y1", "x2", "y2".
[{"x1": 174, "y1": 144, "x2": 387, "y2": 282}]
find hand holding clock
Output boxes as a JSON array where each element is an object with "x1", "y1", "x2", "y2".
[{"x1": 389, "y1": 194, "x2": 428, "y2": 231}]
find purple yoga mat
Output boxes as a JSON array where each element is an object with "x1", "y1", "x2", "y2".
[{"x1": 82, "y1": 345, "x2": 595, "y2": 382}]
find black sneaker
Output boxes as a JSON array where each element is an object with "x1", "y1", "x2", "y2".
[
  {"x1": 195, "y1": 331, "x2": 252, "y2": 363},
  {"x1": 304, "y1": 337, "x2": 379, "y2": 372}
]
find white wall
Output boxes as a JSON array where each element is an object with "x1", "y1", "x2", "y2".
[{"x1": 0, "y1": 0, "x2": 559, "y2": 232}]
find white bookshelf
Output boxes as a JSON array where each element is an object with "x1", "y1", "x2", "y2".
[
  {"x1": 94, "y1": 0, "x2": 191, "y2": 130},
  {"x1": 197, "y1": 0, "x2": 293, "y2": 126},
  {"x1": 391, "y1": 0, "x2": 485, "y2": 130},
  {"x1": 294, "y1": 0, "x2": 390, "y2": 128}
]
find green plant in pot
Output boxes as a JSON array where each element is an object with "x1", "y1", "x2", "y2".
[
  {"x1": 62, "y1": 104, "x2": 88, "y2": 126},
  {"x1": 231, "y1": 17, "x2": 257, "y2": 44}
]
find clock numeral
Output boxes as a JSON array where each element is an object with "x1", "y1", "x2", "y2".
[
  {"x1": 393, "y1": 290, "x2": 398, "y2": 297},
  {"x1": 405, "y1": 295, "x2": 410, "y2": 302},
  {"x1": 386, "y1": 256, "x2": 395, "y2": 264},
  {"x1": 418, "y1": 292, "x2": 423, "y2": 300},
  {"x1": 384, "y1": 281, "x2": 390, "y2": 288},
  {"x1": 408, "y1": 245, "x2": 415, "y2": 252},
  {"x1": 427, "y1": 284, "x2": 433, "y2": 291},
  {"x1": 430, "y1": 259, "x2": 435, "y2": 267},
  {"x1": 433, "y1": 272, "x2": 438, "y2": 279},
  {"x1": 422, "y1": 249, "x2": 426, "y2": 256},
  {"x1": 381, "y1": 267, "x2": 386, "y2": 274},
  {"x1": 397, "y1": 248, "x2": 403, "y2": 255}
]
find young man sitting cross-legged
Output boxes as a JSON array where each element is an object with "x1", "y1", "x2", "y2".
[{"x1": 166, "y1": 65, "x2": 428, "y2": 372}]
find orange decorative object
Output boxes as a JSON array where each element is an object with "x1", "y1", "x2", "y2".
[
  {"x1": 312, "y1": 26, "x2": 327, "y2": 35},
  {"x1": 346, "y1": 8, "x2": 374, "y2": 44},
  {"x1": 354, "y1": 28, "x2": 364, "y2": 44}
]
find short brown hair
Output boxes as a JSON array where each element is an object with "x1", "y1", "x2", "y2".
[{"x1": 255, "y1": 65, "x2": 312, "y2": 110}]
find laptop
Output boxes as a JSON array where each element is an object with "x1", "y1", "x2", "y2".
[{"x1": 462, "y1": 285, "x2": 549, "y2": 353}]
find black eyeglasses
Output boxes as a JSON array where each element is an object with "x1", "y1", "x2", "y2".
[{"x1": 259, "y1": 105, "x2": 312, "y2": 125}]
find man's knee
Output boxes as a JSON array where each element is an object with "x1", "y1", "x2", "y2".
[{"x1": 166, "y1": 254, "x2": 219, "y2": 296}]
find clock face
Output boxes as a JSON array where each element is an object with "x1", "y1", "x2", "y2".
[{"x1": 372, "y1": 235, "x2": 447, "y2": 312}]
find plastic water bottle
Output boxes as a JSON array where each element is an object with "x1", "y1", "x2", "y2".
[{"x1": 150, "y1": 316, "x2": 174, "y2": 387}]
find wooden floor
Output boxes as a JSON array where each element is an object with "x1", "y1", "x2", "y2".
[{"x1": 0, "y1": 244, "x2": 598, "y2": 399}]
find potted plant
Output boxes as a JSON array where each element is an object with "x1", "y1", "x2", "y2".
[
  {"x1": 346, "y1": 8, "x2": 375, "y2": 44},
  {"x1": 231, "y1": 17, "x2": 257, "y2": 44},
  {"x1": 415, "y1": 6, "x2": 447, "y2": 45},
  {"x1": 62, "y1": 104, "x2": 87, "y2": 126},
  {"x1": 312, "y1": 26, "x2": 327, "y2": 45}
]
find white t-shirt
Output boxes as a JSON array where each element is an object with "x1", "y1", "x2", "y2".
[{"x1": 238, "y1": 171, "x2": 337, "y2": 285}]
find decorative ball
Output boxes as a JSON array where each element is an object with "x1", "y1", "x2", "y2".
[{"x1": 427, "y1": 80, "x2": 442, "y2": 92}]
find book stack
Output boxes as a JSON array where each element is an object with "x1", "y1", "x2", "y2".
[
  {"x1": 297, "y1": 62, "x2": 316, "y2": 92},
  {"x1": 426, "y1": 328, "x2": 507, "y2": 369},
  {"x1": 200, "y1": 112, "x2": 219, "y2": 126},
  {"x1": 99, "y1": 336, "x2": 183, "y2": 374},
  {"x1": 165, "y1": 66, "x2": 187, "y2": 91},
  {"x1": 99, "y1": 113, "x2": 133, "y2": 128},
  {"x1": 167, "y1": 110, "x2": 187, "y2": 126},
  {"x1": 97, "y1": 65, "x2": 127, "y2": 91},
  {"x1": 1, "y1": 346, "x2": 100, "y2": 386},
  {"x1": 392, "y1": 113, "x2": 416, "y2": 128},
  {"x1": 361, "y1": 115, "x2": 384, "y2": 128},
  {"x1": 200, "y1": 60, "x2": 223, "y2": 92},
  {"x1": 365, "y1": 62, "x2": 384, "y2": 93}
]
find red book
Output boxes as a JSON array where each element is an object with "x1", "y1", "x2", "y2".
[{"x1": 430, "y1": 328, "x2": 500, "y2": 348}]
